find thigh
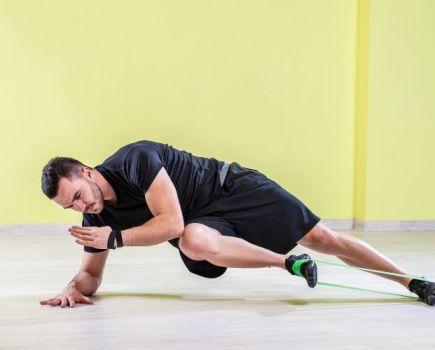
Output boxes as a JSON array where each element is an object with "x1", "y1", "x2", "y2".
[{"x1": 186, "y1": 216, "x2": 238, "y2": 238}]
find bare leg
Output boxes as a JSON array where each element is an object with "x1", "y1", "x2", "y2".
[
  {"x1": 298, "y1": 222, "x2": 412, "y2": 289},
  {"x1": 179, "y1": 223, "x2": 286, "y2": 269},
  {"x1": 179, "y1": 222, "x2": 412, "y2": 290}
]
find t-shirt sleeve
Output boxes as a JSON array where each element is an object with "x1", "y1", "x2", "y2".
[
  {"x1": 82, "y1": 215, "x2": 108, "y2": 253},
  {"x1": 124, "y1": 145, "x2": 164, "y2": 193}
]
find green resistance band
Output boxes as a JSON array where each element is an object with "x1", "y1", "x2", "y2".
[
  {"x1": 295, "y1": 259, "x2": 430, "y2": 299},
  {"x1": 315, "y1": 260, "x2": 428, "y2": 282},
  {"x1": 316, "y1": 281, "x2": 415, "y2": 298}
]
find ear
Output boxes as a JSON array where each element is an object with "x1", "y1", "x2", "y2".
[{"x1": 82, "y1": 167, "x2": 93, "y2": 179}]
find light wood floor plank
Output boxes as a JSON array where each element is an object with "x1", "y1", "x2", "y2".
[{"x1": 0, "y1": 230, "x2": 434, "y2": 349}]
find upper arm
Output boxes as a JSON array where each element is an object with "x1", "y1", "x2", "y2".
[
  {"x1": 145, "y1": 167, "x2": 184, "y2": 230},
  {"x1": 124, "y1": 145, "x2": 183, "y2": 224},
  {"x1": 79, "y1": 250, "x2": 109, "y2": 284}
]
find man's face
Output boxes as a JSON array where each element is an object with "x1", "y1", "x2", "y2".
[{"x1": 53, "y1": 175, "x2": 105, "y2": 214}]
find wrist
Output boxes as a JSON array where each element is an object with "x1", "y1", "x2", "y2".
[
  {"x1": 107, "y1": 229, "x2": 124, "y2": 249},
  {"x1": 66, "y1": 280, "x2": 77, "y2": 289},
  {"x1": 122, "y1": 229, "x2": 133, "y2": 246},
  {"x1": 115, "y1": 229, "x2": 124, "y2": 248}
]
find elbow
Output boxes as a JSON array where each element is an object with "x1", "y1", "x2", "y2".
[
  {"x1": 160, "y1": 213, "x2": 184, "y2": 239},
  {"x1": 173, "y1": 219, "x2": 185, "y2": 239},
  {"x1": 174, "y1": 225, "x2": 184, "y2": 238}
]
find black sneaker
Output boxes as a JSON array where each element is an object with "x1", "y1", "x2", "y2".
[
  {"x1": 285, "y1": 254, "x2": 318, "y2": 288},
  {"x1": 408, "y1": 279, "x2": 435, "y2": 306}
]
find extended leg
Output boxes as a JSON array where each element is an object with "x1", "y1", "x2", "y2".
[{"x1": 297, "y1": 222, "x2": 412, "y2": 288}]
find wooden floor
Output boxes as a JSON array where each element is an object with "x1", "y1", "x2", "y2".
[{"x1": 1, "y1": 228, "x2": 434, "y2": 349}]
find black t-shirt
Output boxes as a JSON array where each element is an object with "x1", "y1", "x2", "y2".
[{"x1": 82, "y1": 140, "x2": 225, "y2": 253}]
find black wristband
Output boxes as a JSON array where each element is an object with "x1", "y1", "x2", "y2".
[
  {"x1": 107, "y1": 230, "x2": 117, "y2": 250},
  {"x1": 114, "y1": 230, "x2": 123, "y2": 248}
]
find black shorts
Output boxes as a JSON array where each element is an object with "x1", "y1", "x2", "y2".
[{"x1": 169, "y1": 162, "x2": 321, "y2": 278}]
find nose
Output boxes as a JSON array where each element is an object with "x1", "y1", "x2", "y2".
[{"x1": 74, "y1": 200, "x2": 87, "y2": 213}]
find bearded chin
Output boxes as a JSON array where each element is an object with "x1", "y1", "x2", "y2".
[{"x1": 89, "y1": 181, "x2": 105, "y2": 212}]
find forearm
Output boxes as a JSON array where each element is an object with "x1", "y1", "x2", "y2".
[
  {"x1": 122, "y1": 214, "x2": 184, "y2": 246},
  {"x1": 68, "y1": 271, "x2": 100, "y2": 296}
]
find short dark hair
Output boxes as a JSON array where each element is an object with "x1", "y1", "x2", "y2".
[{"x1": 41, "y1": 157, "x2": 88, "y2": 199}]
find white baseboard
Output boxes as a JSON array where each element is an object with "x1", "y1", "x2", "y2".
[
  {"x1": 319, "y1": 219, "x2": 354, "y2": 230},
  {"x1": 354, "y1": 220, "x2": 435, "y2": 232},
  {"x1": 0, "y1": 220, "x2": 434, "y2": 234}
]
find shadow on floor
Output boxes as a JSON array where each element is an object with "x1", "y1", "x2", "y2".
[{"x1": 94, "y1": 291, "x2": 418, "y2": 305}]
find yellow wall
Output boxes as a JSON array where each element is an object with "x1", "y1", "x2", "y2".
[
  {"x1": 0, "y1": 0, "x2": 357, "y2": 224},
  {"x1": 3, "y1": 1, "x2": 433, "y2": 225},
  {"x1": 364, "y1": 0, "x2": 435, "y2": 220},
  {"x1": 353, "y1": 0, "x2": 371, "y2": 221}
]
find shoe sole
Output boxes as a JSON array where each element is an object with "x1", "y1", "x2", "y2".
[{"x1": 305, "y1": 261, "x2": 318, "y2": 288}]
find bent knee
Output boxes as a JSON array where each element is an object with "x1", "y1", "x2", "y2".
[
  {"x1": 298, "y1": 223, "x2": 344, "y2": 252},
  {"x1": 179, "y1": 223, "x2": 221, "y2": 260}
]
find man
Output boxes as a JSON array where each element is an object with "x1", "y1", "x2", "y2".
[{"x1": 40, "y1": 140, "x2": 434, "y2": 307}]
